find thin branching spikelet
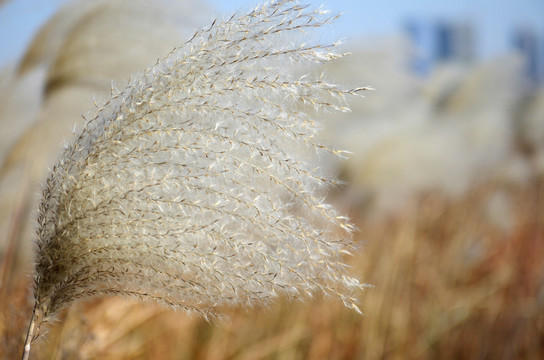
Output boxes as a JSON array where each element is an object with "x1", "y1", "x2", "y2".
[{"x1": 23, "y1": 0, "x2": 365, "y2": 357}]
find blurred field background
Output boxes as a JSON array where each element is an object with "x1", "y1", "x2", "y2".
[{"x1": 1, "y1": 0, "x2": 544, "y2": 359}]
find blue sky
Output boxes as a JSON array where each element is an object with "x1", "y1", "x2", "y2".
[{"x1": 0, "y1": 0, "x2": 543, "y2": 68}]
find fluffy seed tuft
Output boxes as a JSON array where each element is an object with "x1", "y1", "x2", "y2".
[{"x1": 23, "y1": 1, "x2": 364, "y2": 357}]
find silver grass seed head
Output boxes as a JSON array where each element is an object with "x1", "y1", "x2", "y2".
[{"x1": 30, "y1": 0, "x2": 365, "y2": 342}]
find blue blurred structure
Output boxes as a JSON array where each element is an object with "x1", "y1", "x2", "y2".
[
  {"x1": 512, "y1": 28, "x2": 544, "y2": 88},
  {"x1": 405, "y1": 19, "x2": 474, "y2": 75}
]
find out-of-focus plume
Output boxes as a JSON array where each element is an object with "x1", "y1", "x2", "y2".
[{"x1": 323, "y1": 42, "x2": 531, "y2": 217}]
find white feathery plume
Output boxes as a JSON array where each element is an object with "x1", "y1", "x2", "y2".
[{"x1": 22, "y1": 1, "x2": 365, "y2": 358}]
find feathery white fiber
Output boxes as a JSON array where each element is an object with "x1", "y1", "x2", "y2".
[{"x1": 23, "y1": 1, "x2": 364, "y2": 357}]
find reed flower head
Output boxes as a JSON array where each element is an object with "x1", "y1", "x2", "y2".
[{"x1": 23, "y1": 0, "x2": 365, "y2": 357}]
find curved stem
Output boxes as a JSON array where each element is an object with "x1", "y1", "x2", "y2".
[{"x1": 21, "y1": 307, "x2": 38, "y2": 360}]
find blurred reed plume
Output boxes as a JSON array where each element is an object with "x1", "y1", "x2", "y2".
[{"x1": 21, "y1": 0, "x2": 365, "y2": 358}]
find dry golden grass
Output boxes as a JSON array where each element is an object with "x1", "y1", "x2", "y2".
[{"x1": 2, "y1": 176, "x2": 543, "y2": 359}]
